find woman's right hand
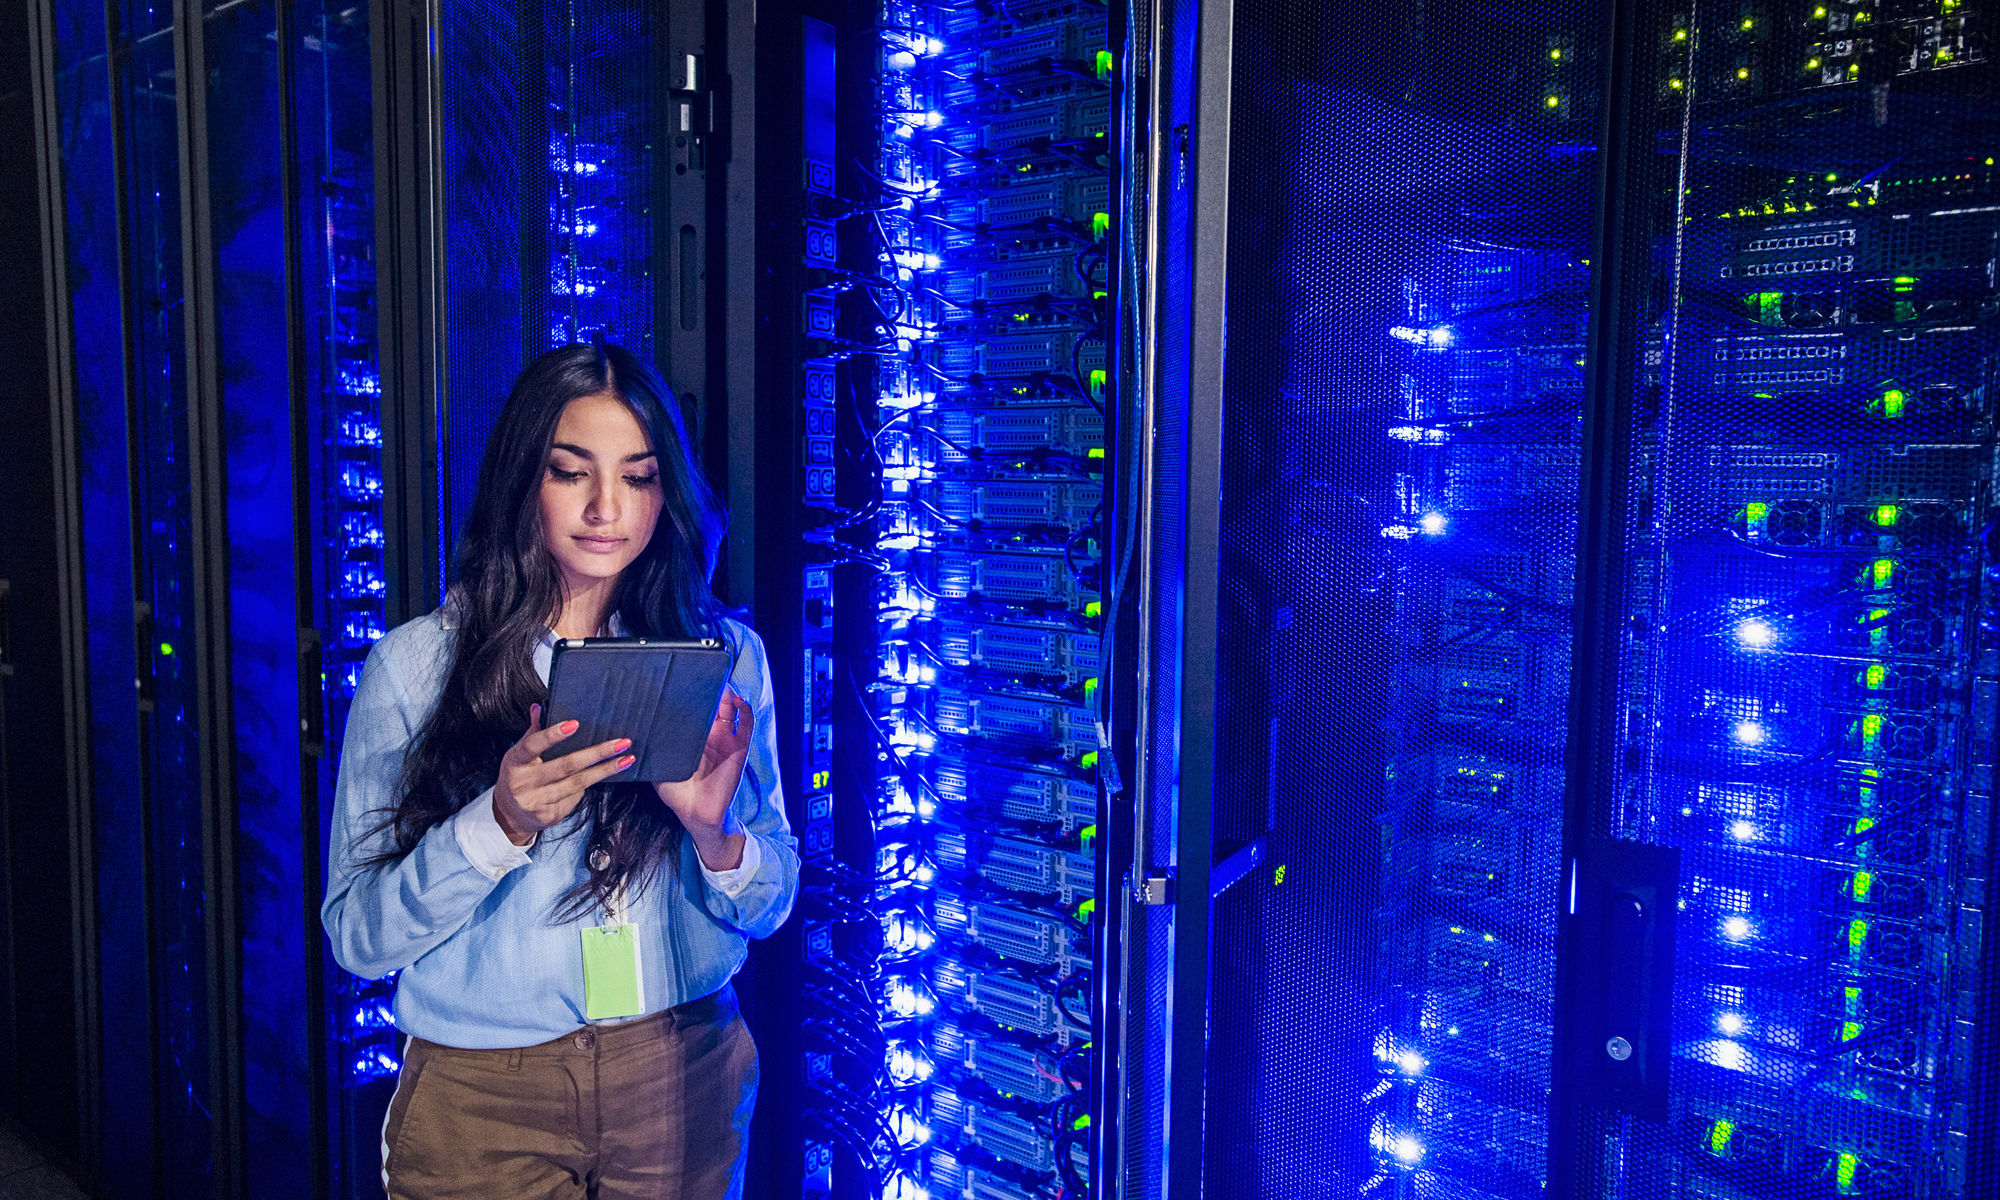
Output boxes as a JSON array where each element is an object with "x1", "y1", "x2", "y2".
[{"x1": 492, "y1": 703, "x2": 635, "y2": 846}]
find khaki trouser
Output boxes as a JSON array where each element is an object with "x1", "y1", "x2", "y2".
[{"x1": 382, "y1": 987, "x2": 758, "y2": 1200}]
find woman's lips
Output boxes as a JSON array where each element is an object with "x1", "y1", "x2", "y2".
[{"x1": 573, "y1": 535, "x2": 627, "y2": 554}]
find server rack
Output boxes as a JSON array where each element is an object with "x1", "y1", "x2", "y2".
[
  {"x1": 1112, "y1": 3, "x2": 2000, "y2": 1200},
  {"x1": 19, "y1": 0, "x2": 387, "y2": 1194},
  {"x1": 788, "y1": 4, "x2": 1114, "y2": 1198}
]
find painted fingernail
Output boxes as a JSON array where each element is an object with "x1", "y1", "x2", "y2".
[
  {"x1": 614, "y1": 738, "x2": 632, "y2": 751},
  {"x1": 617, "y1": 755, "x2": 636, "y2": 769},
  {"x1": 561, "y1": 720, "x2": 580, "y2": 734}
]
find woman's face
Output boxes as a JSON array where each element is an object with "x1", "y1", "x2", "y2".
[{"x1": 538, "y1": 392, "x2": 664, "y2": 597}]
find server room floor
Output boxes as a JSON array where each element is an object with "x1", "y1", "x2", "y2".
[{"x1": 0, "y1": 1122, "x2": 86, "y2": 1200}]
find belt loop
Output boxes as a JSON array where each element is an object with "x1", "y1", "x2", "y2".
[{"x1": 507, "y1": 1048, "x2": 523, "y2": 1071}]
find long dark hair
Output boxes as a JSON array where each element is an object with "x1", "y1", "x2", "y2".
[{"x1": 370, "y1": 343, "x2": 727, "y2": 918}]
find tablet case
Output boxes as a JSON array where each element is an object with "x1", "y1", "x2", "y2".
[{"x1": 541, "y1": 637, "x2": 734, "y2": 783}]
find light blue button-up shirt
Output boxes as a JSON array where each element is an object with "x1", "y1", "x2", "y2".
[{"x1": 321, "y1": 609, "x2": 800, "y2": 1049}]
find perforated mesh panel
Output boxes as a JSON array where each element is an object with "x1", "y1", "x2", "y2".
[
  {"x1": 1599, "y1": 5, "x2": 2000, "y2": 1197},
  {"x1": 1205, "y1": 2, "x2": 1605, "y2": 1195}
]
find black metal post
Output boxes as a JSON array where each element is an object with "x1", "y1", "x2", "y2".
[
  {"x1": 1161, "y1": 0, "x2": 1232, "y2": 1194},
  {"x1": 171, "y1": 0, "x2": 248, "y2": 1191},
  {"x1": 274, "y1": 2, "x2": 334, "y2": 1192},
  {"x1": 24, "y1": 0, "x2": 102, "y2": 1165},
  {"x1": 1549, "y1": 0, "x2": 1654, "y2": 1194},
  {"x1": 372, "y1": 0, "x2": 444, "y2": 625}
]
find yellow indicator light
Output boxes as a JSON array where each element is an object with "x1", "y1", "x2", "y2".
[
  {"x1": 1808, "y1": 58, "x2": 1821, "y2": 70},
  {"x1": 1845, "y1": 985, "x2": 1862, "y2": 1014},
  {"x1": 1737, "y1": 67, "x2": 1751, "y2": 80},
  {"x1": 1740, "y1": 17, "x2": 1753, "y2": 29},
  {"x1": 1084, "y1": 600, "x2": 1103, "y2": 619},
  {"x1": 1874, "y1": 504, "x2": 1898, "y2": 527},
  {"x1": 1860, "y1": 713, "x2": 1885, "y2": 752},
  {"x1": 812, "y1": 769, "x2": 831, "y2": 789},
  {"x1": 1096, "y1": 50, "x2": 1113, "y2": 79},
  {"x1": 1092, "y1": 211, "x2": 1110, "y2": 240},
  {"x1": 1875, "y1": 388, "x2": 1906, "y2": 417},
  {"x1": 1549, "y1": 48, "x2": 1562, "y2": 60},
  {"x1": 1670, "y1": 78, "x2": 1685, "y2": 89},
  {"x1": 1853, "y1": 816, "x2": 1876, "y2": 837},
  {"x1": 1870, "y1": 558, "x2": 1894, "y2": 588},
  {"x1": 1837, "y1": 1152, "x2": 1861, "y2": 1194},
  {"x1": 1708, "y1": 1119, "x2": 1735, "y2": 1156},
  {"x1": 1815, "y1": 5, "x2": 1828, "y2": 15},
  {"x1": 1674, "y1": 28, "x2": 1688, "y2": 41},
  {"x1": 1273, "y1": 864, "x2": 1288, "y2": 885},
  {"x1": 1851, "y1": 871, "x2": 1874, "y2": 901},
  {"x1": 1862, "y1": 663, "x2": 1887, "y2": 690},
  {"x1": 1849, "y1": 918, "x2": 1870, "y2": 958},
  {"x1": 1842, "y1": 1020, "x2": 1865, "y2": 1042},
  {"x1": 1087, "y1": 447, "x2": 1105, "y2": 459},
  {"x1": 1745, "y1": 501, "x2": 1770, "y2": 530},
  {"x1": 1546, "y1": 95, "x2": 1561, "y2": 109},
  {"x1": 1081, "y1": 750, "x2": 1099, "y2": 769}
]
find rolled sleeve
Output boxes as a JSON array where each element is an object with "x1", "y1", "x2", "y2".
[
  {"x1": 698, "y1": 829, "x2": 765, "y2": 899},
  {"x1": 452, "y1": 787, "x2": 536, "y2": 881}
]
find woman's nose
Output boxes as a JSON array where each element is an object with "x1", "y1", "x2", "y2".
[{"x1": 585, "y1": 480, "x2": 620, "y2": 523}]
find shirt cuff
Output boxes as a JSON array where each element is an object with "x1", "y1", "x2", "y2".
[
  {"x1": 452, "y1": 787, "x2": 535, "y2": 881},
  {"x1": 699, "y1": 831, "x2": 763, "y2": 898}
]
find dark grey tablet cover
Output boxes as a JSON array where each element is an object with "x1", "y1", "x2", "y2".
[{"x1": 541, "y1": 637, "x2": 734, "y2": 783}]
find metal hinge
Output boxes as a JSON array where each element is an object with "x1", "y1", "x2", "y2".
[{"x1": 1136, "y1": 873, "x2": 1173, "y2": 907}]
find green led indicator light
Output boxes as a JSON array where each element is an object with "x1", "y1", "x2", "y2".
[
  {"x1": 1545, "y1": 95, "x2": 1561, "y2": 108},
  {"x1": 1851, "y1": 870, "x2": 1874, "y2": 901},
  {"x1": 1079, "y1": 823, "x2": 1098, "y2": 843},
  {"x1": 1740, "y1": 16, "x2": 1753, "y2": 29},
  {"x1": 1708, "y1": 1119, "x2": 1734, "y2": 1156},
  {"x1": 1072, "y1": 1114, "x2": 1091, "y2": 1131},
  {"x1": 1075, "y1": 898, "x2": 1096, "y2": 921},
  {"x1": 1874, "y1": 504, "x2": 1898, "y2": 527},
  {"x1": 1084, "y1": 677, "x2": 1099, "y2": 703},
  {"x1": 1825, "y1": 172, "x2": 1838, "y2": 182},
  {"x1": 1092, "y1": 211, "x2": 1110, "y2": 240},
  {"x1": 1084, "y1": 600, "x2": 1103, "y2": 619},
  {"x1": 1088, "y1": 368, "x2": 1107, "y2": 395},
  {"x1": 1674, "y1": 28, "x2": 1688, "y2": 41},
  {"x1": 1849, "y1": 918, "x2": 1870, "y2": 958},
  {"x1": 1842, "y1": 1020, "x2": 1865, "y2": 1043},
  {"x1": 1874, "y1": 388, "x2": 1906, "y2": 418},
  {"x1": 1754, "y1": 291, "x2": 1783, "y2": 323},
  {"x1": 1870, "y1": 558, "x2": 1894, "y2": 588},
  {"x1": 1862, "y1": 663, "x2": 1887, "y2": 690},
  {"x1": 1837, "y1": 1151, "x2": 1860, "y2": 1194},
  {"x1": 1549, "y1": 48, "x2": 1562, "y2": 60},
  {"x1": 158, "y1": 642, "x2": 175, "y2": 656},
  {"x1": 1080, "y1": 750, "x2": 1099, "y2": 770},
  {"x1": 1096, "y1": 49, "x2": 1113, "y2": 79},
  {"x1": 1087, "y1": 447, "x2": 1105, "y2": 460},
  {"x1": 1273, "y1": 863, "x2": 1288, "y2": 885},
  {"x1": 1860, "y1": 713, "x2": 1885, "y2": 750}
]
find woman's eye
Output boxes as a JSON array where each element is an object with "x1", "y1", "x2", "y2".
[
  {"x1": 625, "y1": 473, "x2": 660, "y2": 488},
  {"x1": 549, "y1": 466, "x2": 586, "y2": 482}
]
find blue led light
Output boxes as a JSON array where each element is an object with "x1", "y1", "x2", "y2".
[{"x1": 349, "y1": 1047, "x2": 401, "y2": 1081}]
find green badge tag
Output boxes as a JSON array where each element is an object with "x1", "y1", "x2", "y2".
[{"x1": 580, "y1": 923, "x2": 644, "y2": 1020}]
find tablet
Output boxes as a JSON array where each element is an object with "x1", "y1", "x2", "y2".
[{"x1": 541, "y1": 636, "x2": 735, "y2": 783}]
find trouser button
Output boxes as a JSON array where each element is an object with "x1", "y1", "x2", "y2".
[{"x1": 575, "y1": 1030, "x2": 595, "y2": 1050}]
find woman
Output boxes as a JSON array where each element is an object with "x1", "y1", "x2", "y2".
[{"x1": 323, "y1": 343, "x2": 799, "y2": 1200}]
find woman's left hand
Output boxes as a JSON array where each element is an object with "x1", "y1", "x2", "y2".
[{"x1": 654, "y1": 689, "x2": 755, "y2": 870}]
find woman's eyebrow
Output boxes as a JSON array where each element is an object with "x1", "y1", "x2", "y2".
[{"x1": 549, "y1": 443, "x2": 657, "y2": 463}]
